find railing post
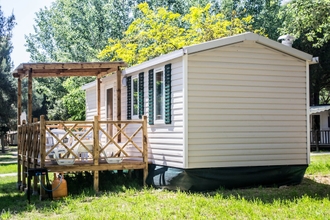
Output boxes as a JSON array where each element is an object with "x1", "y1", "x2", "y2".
[
  {"x1": 32, "y1": 118, "x2": 39, "y2": 195},
  {"x1": 21, "y1": 120, "x2": 27, "y2": 191},
  {"x1": 93, "y1": 115, "x2": 99, "y2": 192},
  {"x1": 142, "y1": 115, "x2": 148, "y2": 186},
  {"x1": 39, "y1": 115, "x2": 46, "y2": 199},
  {"x1": 17, "y1": 125, "x2": 22, "y2": 190}
]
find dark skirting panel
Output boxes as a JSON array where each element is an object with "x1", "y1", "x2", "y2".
[{"x1": 146, "y1": 164, "x2": 308, "y2": 191}]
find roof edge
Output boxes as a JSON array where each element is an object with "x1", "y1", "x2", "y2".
[
  {"x1": 81, "y1": 81, "x2": 96, "y2": 90},
  {"x1": 123, "y1": 49, "x2": 184, "y2": 75},
  {"x1": 184, "y1": 32, "x2": 313, "y2": 61},
  {"x1": 256, "y1": 34, "x2": 313, "y2": 61}
]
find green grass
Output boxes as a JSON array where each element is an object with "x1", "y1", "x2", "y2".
[
  {"x1": 0, "y1": 146, "x2": 17, "y2": 174},
  {"x1": 0, "y1": 155, "x2": 329, "y2": 219},
  {"x1": 306, "y1": 155, "x2": 330, "y2": 175},
  {"x1": 0, "y1": 147, "x2": 17, "y2": 163},
  {"x1": 0, "y1": 176, "x2": 329, "y2": 220},
  {"x1": 0, "y1": 164, "x2": 17, "y2": 174}
]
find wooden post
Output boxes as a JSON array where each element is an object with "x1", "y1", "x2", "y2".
[
  {"x1": 116, "y1": 69, "x2": 122, "y2": 142},
  {"x1": 21, "y1": 120, "x2": 27, "y2": 191},
  {"x1": 97, "y1": 77, "x2": 101, "y2": 119},
  {"x1": 32, "y1": 118, "x2": 38, "y2": 195},
  {"x1": 93, "y1": 115, "x2": 100, "y2": 192},
  {"x1": 17, "y1": 126, "x2": 22, "y2": 190},
  {"x1": 39, "y1": 115, "x2": 46, "y2": 199},
  {"x1": 17, "y1": 77, "x2": 22, "y2": 188},
  {"x1": 95, "y1": 76, "x2": 101, "y2": 192},
  {"x1": 142, "y1": 115, "x2": 148, "y2": 186},
  {"x1": 28, "y1": 69, "x2": 33, "y2": 124}
]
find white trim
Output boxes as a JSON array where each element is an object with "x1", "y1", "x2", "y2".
[
  {"x1": 131, "y1": 75, "x2": 139, "y2": 119},
  {"x1": 105, "y1": 84, "x2": 114, "y2": 121},
  {"x1": 184, "y1": 33, "x2": 247, "y2": 54},
  {"x1": 306, "y1": 61, "x2": 310, "y2": 164},
  {"x1": 153, "y1": 67, "x2": 165, "y2": 124},
  {"x1": 310, "y1": 105, "x2": 330, "y2": 114},
  {"x1": 184, "y1": 32, "x2": 313, "y2": 61},
  {"x1": 183, "y1": 54, "x2": 188, "y2": 169},
  {"x1": 256, "y1": 34, "x2": 312, "y2": 61},
  {"x1": 123, "y1": 50, "x2": 184, "y2": 75},
  {"x1": 81, "y1": 81, "x2": 96, "y2": 90}
]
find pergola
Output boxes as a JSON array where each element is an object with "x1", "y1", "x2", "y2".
[
  {"x1": 11, "y1": 62, "x2": 151, "y2": 196},
  {"x1": 12, "y1": 62, "x2": 127, "y2": 124}
]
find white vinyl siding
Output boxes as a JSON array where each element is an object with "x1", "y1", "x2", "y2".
[
  {"x1": 187, "y1": 41, "x2": 308, "y2": 168},
  {"x1": 84, "y1": 36, "x2": 310, "y2": 170},
  {"x1": 125, "y1": 58, "x2": 185, "y2": 168},
  {"x1": 85, "y1": 87, "x2": 97, "y2": 121}
]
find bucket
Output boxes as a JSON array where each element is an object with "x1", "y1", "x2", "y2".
[{"x1": 52, "y1": 173, "x2": 68, "y2": 200}]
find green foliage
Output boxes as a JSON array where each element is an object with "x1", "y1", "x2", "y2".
[
  {"x1": 217, "y1": 0, "x2": 283, "y2": 40},
  {"x1": 99, "y1": 3, "x2": 260, "y2": 66},
  {"x1": 0, "y1": 6, "x2": 16, "y2": 131},
  {"x1": 279, "y1": 0, "x2": 330, "y2": 105},
  {"x1": 25, "y1": 0, "x2": 134, "y2": 120},
  {"x1": 62, "y1": 77, "x2": 94, "y2": 120},
  {"x1": 33, "y1": 77, "x2": 67, "y2": 120},
  {"x1": 280, "y1": 0, "x2": 330, "y2": 48},
  {"x1": 26, "y1": 0, "x2": 133, "y2": 62}
]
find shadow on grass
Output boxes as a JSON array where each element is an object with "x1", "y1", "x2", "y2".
[
  {"x1": 1, "y1": 174, "x2": 329, "y2": 216},
  {"x1": 0, "y1": 171, "x2": 143, "y2": 216},
  {"x1": 212, "y1": 177, "x2": 330, "y2": 203}
]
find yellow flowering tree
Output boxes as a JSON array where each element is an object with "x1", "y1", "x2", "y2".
[{"x1": 99, "y1": 3, "x2": 261, "y2": 66}]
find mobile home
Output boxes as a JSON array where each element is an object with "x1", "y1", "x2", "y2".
[{"x1": 83, "y1": 32, "x2": 313, "y2": 190}]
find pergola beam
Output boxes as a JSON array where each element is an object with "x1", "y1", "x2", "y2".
[
  {"x1": 12, "y1": 62, "x2": 127, "y2": 79},
  {"x1": 12, "y1": 61, "x2": 128, "y2": 123}
]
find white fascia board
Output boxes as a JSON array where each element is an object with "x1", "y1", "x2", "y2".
[
  {"x1": 184, "y1": 32, "x2": 255, "y2": 54},
  {"x1": 184, "y1": 32, "x2": 313, "y2": 61},
  {"x1": 256, "y1": 35, "x2": 313, "y2": 61},
  {"x1": 123, "y1": 49, "x2": 184, "y2": 75},
  {"x1": 81, "y1": 80, "x2": 96, "y2": 90}
]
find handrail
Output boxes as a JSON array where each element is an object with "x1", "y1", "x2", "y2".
[
  {"x1": 18, "y1": 115, "x2": 148, "y2": 166},
  {"x1": 310, "y1": 130, "x2": 330, "y2": 145}
]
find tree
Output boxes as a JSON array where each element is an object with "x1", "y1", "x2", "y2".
[
  {"x1": 99, "y1": 3, "x2": 260, "y2": 66},
  {"x1": 25, "y1": 0, "x2": 133, "y2": 120},
  {"x1": 62, "y1": 77, "x2": 91, "y2": 120},
  {"x1": 280, "y1": 0, "x2": 330, "y2": 48},
  {"x1": 0, "y1": 7, "x2": 16, "y2": 128},
  {"x1": 25, "y1": 0, "x2": 255, "y2": 120},
  {"x1": 218, "y1": 0, "x2": 283, "y2": 40},
  {"x1": 0, "y1": 6, "x2": 16, "y2": 151},
  {"x1": 26, "y1": 0, "x2": 134, "y2": 63},
  {"x1": 279, "y1": 0, "x2": 330, "y2": 105}
]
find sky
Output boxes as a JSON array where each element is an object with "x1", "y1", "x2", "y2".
[{"x1": 1, "y1": 0, "x2": 54, "y2": 69}]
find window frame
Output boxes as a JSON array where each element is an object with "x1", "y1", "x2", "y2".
[
  {"x1": 153, "y1": 67, "x2": 165, "y2": 124},
  {"x1": 131, "y1": 75, "x2": 139, "y2": 119}
]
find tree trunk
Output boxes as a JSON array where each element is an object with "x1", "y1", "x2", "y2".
[{"x1": 1, "y1": 134, "x2": 5, "y2": 153}]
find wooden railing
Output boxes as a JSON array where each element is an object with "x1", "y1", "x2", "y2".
[
  {"x1": 310, "y1": 130, "x2": 330, "y2": 145},
  {"x1": 17, "y1": 115, "x2": 148, "y2": 193}
]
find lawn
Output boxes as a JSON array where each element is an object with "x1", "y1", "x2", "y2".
[{"x1": 0, "y1": 155, "x2": 329, "y2": 219}]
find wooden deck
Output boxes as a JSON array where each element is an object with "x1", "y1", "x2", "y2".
[
  {"x1": 17, "y1": 115, "x2": 148, "y2": 199},
  {"x1": 310, "y1": 130, "x2": 330, "y2": 150}
]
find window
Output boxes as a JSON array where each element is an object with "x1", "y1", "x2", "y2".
[
  {"x1": 155, "y1": 69, "x2": 164, "y2": 121},
  {"x1": 132, "y1": 76, "x2": 139, "y2": 118},
  {"x1": 127, "y1": 72, "x2": 144, "y2": 120},
  {"x1": 148, "y1": 64, "x2": 171, "y2": 125}
]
